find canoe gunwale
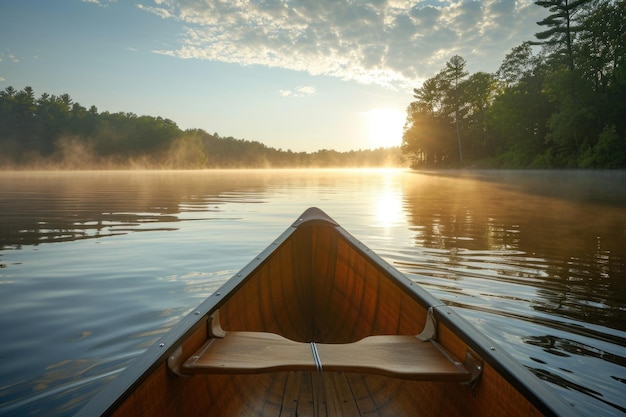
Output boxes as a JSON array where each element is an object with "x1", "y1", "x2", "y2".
[{"x1": 74, "y1": 207, "x2": 581, "y2": 417}]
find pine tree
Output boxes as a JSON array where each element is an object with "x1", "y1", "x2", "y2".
[{"x1": 533, "y1": 0, "x2": 593, "y2": 71}]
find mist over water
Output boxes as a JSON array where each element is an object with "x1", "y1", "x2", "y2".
[
  {"x1": 0, "y1": 169, "x2": 624, "y2": 416},
  {"x1": 1, "y1": 132, "x2": 406, "y2": 171}
]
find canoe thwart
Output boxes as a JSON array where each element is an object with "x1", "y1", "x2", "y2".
[{"x1": 180, "y1": 331, "x2": 475, "y2": 382}]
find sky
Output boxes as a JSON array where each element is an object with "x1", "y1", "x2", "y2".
[{"x1": 0, "y1": 0, "x2": 547, "y2": 152}]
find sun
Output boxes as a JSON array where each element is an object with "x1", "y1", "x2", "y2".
[{"x1": 365, "y1": 108, "x2": 405, "y2": 148}]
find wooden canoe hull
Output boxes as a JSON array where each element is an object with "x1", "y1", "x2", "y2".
[{"x1": 76, "y1": 208, "x2": 579, "y2": 417}]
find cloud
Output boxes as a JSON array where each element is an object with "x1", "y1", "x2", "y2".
[
  {"x1": 0, "y1": 52, "x2": 21, "y2": 64},
  {"x1": 81, "y1": 0, "x2": 115, "y2": 5},
  {"x1": 140, "y1": 0, "x2": 546, "y2": 88},
  {"x1": 279, "y1": 85, "x2": 317, "y2": 98},
  {"x1": 137, "y1": 4, "x2": 173, "y2": 19}
]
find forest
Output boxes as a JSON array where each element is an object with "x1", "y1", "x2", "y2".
[
  {"x1": 0, "y1": 90, "x2": 402, "y2": 169},
  {"x1": 402, "y1": 0, "x2": 626, "y2": 168}
]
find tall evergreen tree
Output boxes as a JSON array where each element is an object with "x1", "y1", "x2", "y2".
[{"x1": 533, "y1": 0, "x2": 593, "y2": 71}]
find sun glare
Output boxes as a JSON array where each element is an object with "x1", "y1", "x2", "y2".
[{"x1": 366, "y1": 108, "x2": 405, "y2": 148}]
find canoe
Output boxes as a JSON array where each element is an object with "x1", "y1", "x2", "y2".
[{"x1": 76, "y1": 207, "x2": 580, "y2": 417}]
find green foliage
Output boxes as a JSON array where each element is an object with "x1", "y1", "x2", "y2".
[
  {"x1": 543, "y1": 67, "x2": 598, "y2": 160},
  {"x1": 402, "y1": 0, "x2": 625, "y2": 169},
  {"x1": 496, "y1": 43, "x2": 543, "y2": 87},
  {"x1": 402, "y1": 103, "x2": 455, "y2": 166},
  {"x1": 0, "y1": 89, "x2": 403, "y2": 169},
  {"x1": 402, "y1": 56, "x2": 470, "y2": 166},
  {"x1": 579, "y1": 125, "x2": 626, "y2": 168}
]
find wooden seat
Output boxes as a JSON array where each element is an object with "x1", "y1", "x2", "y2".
[{"x1": 182, "y1": 331, "x2": 472, "y2": 382}]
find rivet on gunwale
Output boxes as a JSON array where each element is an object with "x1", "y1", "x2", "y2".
[{"x1": 159, "y1": 343, "x2": 165, "y2": 347}]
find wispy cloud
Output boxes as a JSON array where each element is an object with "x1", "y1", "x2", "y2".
[
  {"x1": 279, "y1": 85, "x2": 317, "y2": 98},
  {"x1": 82, "y1": 0, "x2": 120, "y2": 7},
  {"x1": 139, "y1": 0, "x2": 545, "y2": 88},
  {"x1": 137, "y1": 4, "x2": 173, "y2": 19},
  {"x1": 81, "y1": 0, "x2": 112, "y2": 5}
]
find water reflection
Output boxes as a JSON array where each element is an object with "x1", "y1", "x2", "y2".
[
  {"x1": 0, "y1": 169, "x2": 625, "y2": 416},
  {"x1": 401, "y1": 172, "x2": 626, "y2": 332},
  {"x1": 529, "y1": 366, "x2": 625, "y2": 414},
  {"x1": 0, "y1": 171, "x2": 265, "y2": 248},
  {"x1": 374, "y1": 174, "x2": 404, "y2": 230}
]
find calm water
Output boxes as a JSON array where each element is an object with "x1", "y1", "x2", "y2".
[{"x1": 0, "y1": 169, "x2": 625, "y2": 416}]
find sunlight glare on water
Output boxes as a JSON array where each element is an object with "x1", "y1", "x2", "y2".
[{"x1": 373, "y1": 171, "x2": 404, "y2": 231}]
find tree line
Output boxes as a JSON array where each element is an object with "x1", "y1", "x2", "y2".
[
  {"x1": 402, "y1": 0, "x2": 625, "y2": 168},
  {"x1": 0, "y1": 87, "x2": 402, "y2": 169}
]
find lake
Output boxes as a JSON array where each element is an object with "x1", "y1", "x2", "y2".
[{"x1": 0, "y1": 169, "x2": 625, "y2": 416}]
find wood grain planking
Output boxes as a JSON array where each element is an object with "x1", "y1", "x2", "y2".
[
  {"x1": 345, "y1": 373, "x2": 383, "y2": 416},
  {"x1": 348, "y1": 373, "x2": 406, "y2": 417},
  {"x1": 221, "y1": 223, "x2": 428, "y2": 345},
  {"x1": 323, "y1": 372, "x2": 363, "y2": 417},
  {"x1": 278, "y1": 371, "x2": 318, "y2": 417}
]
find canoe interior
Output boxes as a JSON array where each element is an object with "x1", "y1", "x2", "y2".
[
  {"x1": 219, "y1": 221, "x2": 427, "y2": 342},
  {"x1": 83, "y1": 209, "x2": 569, "y2": 417}
]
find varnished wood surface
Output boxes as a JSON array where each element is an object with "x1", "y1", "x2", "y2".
[
  {"x1": 183, "y1": 331, "x2": 315, "y2": 373},
  {"x1": 182, "y1": 331, "x2": 471, "y2": 381},
  {"x1": 219, "y1": 224, "x2": 427, "y2": 343},
  {"x1": 76, "y1": 209, "x2": 569, "y2": 417},
  {"x1": 316, "y1": 335, "x2": 469, "y2": 381}
]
